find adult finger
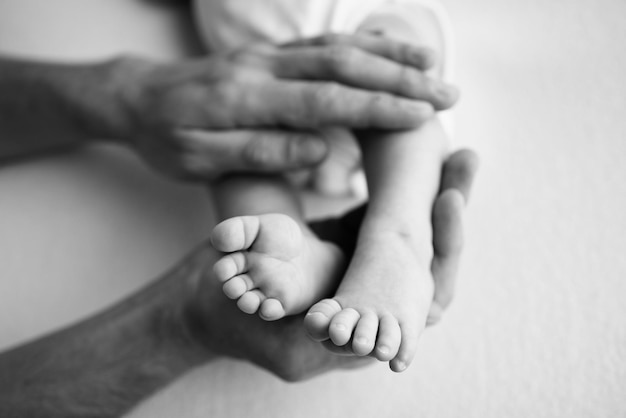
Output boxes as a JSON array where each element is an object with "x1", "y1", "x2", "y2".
[
  {"x1": 429, "y1": 189, "x2": 465, "y2": 320},
  {"x1": 283, "y1": 32, "x2": 436, "y2": 71},
  {"x1": 236, "y1": 80, "x2": 435, "y2": 130},
  {"x1": 428, "y1": 149, "x2": 479, "y2": 324},
  {"x1": 439, "y1": 148, "x2": 480, "y2": 200},
  {"x1": 173, "y1": 128, "x2": 329, "y2": 178},
  {"x1": 269, "y1": 45, "x2": 458, "y2": 110}
]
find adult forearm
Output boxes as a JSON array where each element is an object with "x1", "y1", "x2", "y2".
[
  {"x1": 0, "y1": 56, "x2": 130, "y2": 160},
  {"x1": 0, "y1": 260, "x2": 212, "y2": 418}
]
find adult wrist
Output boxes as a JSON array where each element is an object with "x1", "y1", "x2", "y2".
[
  {"x1": 77, "y1": 55, "x2": 150, "y2": 144},
  {"x1": 145, "y1": 251, "x2": 219, "y2": 366}
]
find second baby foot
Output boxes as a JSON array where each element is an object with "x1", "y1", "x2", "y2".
[
  {"x1": 304, "y1": 233, "x2": 434, "y2": 372},
  {"x1": 210, "y1": 213, "x2": 345, "y2": 321}
]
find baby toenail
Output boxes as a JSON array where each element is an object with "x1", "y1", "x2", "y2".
[
  {"x1": 395, "y1": 361, "x2": 407, "y2": 371},
  {"x1": 378, "y1": 345, "x2": 390, "y2": 355},
  {"x1": 334, "y1": 324, "x2": 346, "y2": 331},
  {"x1": 355, "y1": 337, "x2": 368, "y2": 345}
]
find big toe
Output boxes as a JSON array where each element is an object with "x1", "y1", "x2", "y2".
[
  {"x1": 304, "y1": 299, "x2": 342, "y2": 341},
  {"x1": 211, "y1": 216, "x2": 261, "y2": 253},
  {"x1": 389, "y1": 323, "x2": 420, "y2": 373}
]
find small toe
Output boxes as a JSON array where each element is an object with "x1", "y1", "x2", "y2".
[
  {"x1": 304, "y1": 299, "x2": 342, "y2": 341},
  {"x1": 222, "y1": 274, "x2": 253, "y2": 300},
  {"x1": 352, "y1": 311, "x2": 379, "y2": 356},
  {"x1": 213, "y1": 252, "x2": 247, "y2": 282},
  {"x1": 390, "y1": 323, "x2": 420, "y2": 373},
  {"x1": 259, "y1": 298, "x2": 286, "y2": 321},
  {"x1": 329, "y1": 308, "x2": 360, "y2": 347},
  {"x1": 375, "y1": 315, "x2": 401, "y2": 361},
  {"x1": 237, "y1": 289, "x2": 265, "y2": 314}
]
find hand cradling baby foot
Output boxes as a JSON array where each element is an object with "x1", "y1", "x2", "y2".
[{"x1": 211, "y1": 210, "x2": 434, "y2": 372}]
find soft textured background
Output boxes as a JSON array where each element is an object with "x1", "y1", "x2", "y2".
[{"x1": 0, "y1": 0, "x2": 624, "y2": 417}]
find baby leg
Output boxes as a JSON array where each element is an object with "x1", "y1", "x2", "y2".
[
  {"x1": 305, "y1": 119, "x2": 448, "y2": 371},
  {"x1": 304, "y1": 0, "x2": 453, "y2": 372}
]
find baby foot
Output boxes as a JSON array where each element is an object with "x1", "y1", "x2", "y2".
[
  {"x1": 304, "y1": 233, "x2": 434, "y2": 372},
  {"x1": 210, "y1": 214, "x2": 345, "y2": 321}
]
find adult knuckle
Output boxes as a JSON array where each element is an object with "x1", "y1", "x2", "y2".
[
  {"x1": 398, "y1": 43, "x2": 414, "y2": 62},
  {"x1": 364, "y1": 92, "x2": 390, "y2": 116},
  {"x1": 282, "y1": 133, "x2": 311, "y2": 164},
  {"x1": 175, "y1": 135, "x2": 221, "y2": 179},
  {"x1": 323, "y1": 45, "x2": 355, "y2": 74},
  {"x1": 205, "y1": 81, "x2": 238, "y2": 128},
  {"x1": 302, "y1": 82, "x2": 343, "y2": 123},
  {"x1": 243, "y1": 134, "x2": 278, "y2": 168},
  {"x1": 397, "y1": 67, "x2": 418, "y2": 96},
  {"x1": 209, "y1": 80, "x2": 235, "y2": 104},
  {"x1": 312, "y1": 82, "x2": 341, "y2": 104}
]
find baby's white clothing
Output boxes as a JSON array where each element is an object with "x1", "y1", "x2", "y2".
[{"x1": 193, "y1": 0, "x2": 454, "y2": 82}]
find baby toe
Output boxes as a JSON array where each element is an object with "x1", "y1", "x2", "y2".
[
  {"x1": 213, "y1": 252, "x2": 247, "y2": 282},
  {"x1": 304, "y1": 299, "x2": 342, "y2": 341},
  {"x1": 390, "y1": 323, "x2": 420, "y2": 373},
  {"x1": 329, "y1": 308, "x2": 360, "y2": 347},
  {"x1": 259, "y1": 298, "x2": 286, "y2": 321},
  {"x1": 211, "y1": 216, "x2": 260, "y2": 253},
  {"x1": 237, "y1": 289, "x2": 265, "y2": 314},
  {"x1": 374, "y1": 314, "x2": 401, "y2": 361},
  {"x1": 222, "y1": 274, "x2": 253, "y2": 300},
  {"x1": 352, "y1": 311, "x2": 379, "y2": 356}
]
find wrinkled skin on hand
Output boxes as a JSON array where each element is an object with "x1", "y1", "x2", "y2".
[{"x1": 116, "y1": 33, "x2": 458, "y2": 180}]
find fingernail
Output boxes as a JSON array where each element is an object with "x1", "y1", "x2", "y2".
[
  {"x1": 410, "y1": 47, "x2": 435, "y2": 68},
  {"x1": 437, "y1": 83, "x2": 460, "y2": 104},
  {"x1": 395, "y1": 361, "x2": 407, "y2": 372}
]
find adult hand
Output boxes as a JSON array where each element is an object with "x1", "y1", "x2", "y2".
[
  {"x1": 0, "y1": 151, "x2": 478, "y2": 418},
  {"x1": 181, "y1": 241, "x2": 373, "y2": 382},
  {"x1": 114, "y1": 33, "x2": 458, "y2": 180},
  {"x1": 0, "y1": 237, "x2": 370, "y2": 417}
]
